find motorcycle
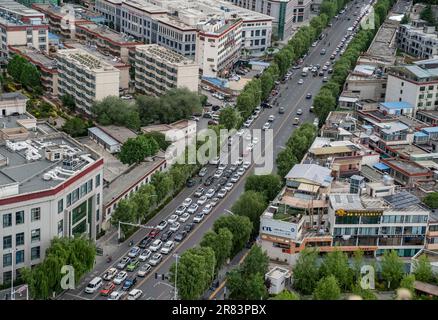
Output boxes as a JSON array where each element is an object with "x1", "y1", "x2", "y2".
[
  {"x1": 106, "y1": 256, "x2": 112, "y2": 263},
  {"x1": 129, "y1": 240, "x2": 134, "y2": 246}
]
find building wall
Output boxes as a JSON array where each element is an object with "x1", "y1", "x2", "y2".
[
  {"x1": 397, "y1": 25, "x2": 438, "y2": 59},
  {"x1": 94, "y1": 70, "x2": 120, "y2": 101},
  {"x1": 344, "y1": 78, "x2": 387, "y2": 101},
  {"x1": 0, "y1": 99, "x2": 26, "y2": 116},
  {"x1": 0, "y1": 163, "x2": 103, "y2": 284},
  {"x1": 176, "y1": 64, "x2": 200, "y2": 92}
]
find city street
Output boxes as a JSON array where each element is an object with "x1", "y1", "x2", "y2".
[{"x1": 58, "y1": 3, "x2": 362, "y2": 301}]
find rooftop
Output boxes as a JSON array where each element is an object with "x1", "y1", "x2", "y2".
[
  {"x1": 136, "y1": 44, "x2": 197, "y2": 66},
  {"x1": 0, "y1": 0, "x2": 46, "y2": 26},
  {"x1": 63, "y1": 42, "x2": 129, "y2": 68},
  {"x1": 97, "y1": 125, "x2": 137, "y2": 144},
  {"x1": 285, "y1": 164, "x2": 333, "y2": 187},
  {"x1": 0, "y1": 132, "x2": 100, "y2": 196},
  {"x1": 9, "y1": 46, "x2": 57, "y2": 71},
  {"x1": 376, "y1": 121, "x2": 409, "y2": 134},
  {"x1": 384, "y1": 158, "x2": 430, "y2": 175},
  {"x1": 57, "y1": 48, "x2": 119, "y2": 72},
  {"x1": 367, "y1": 20, "x2": 398, "y2": 62},
  {"x1": 417, "y1": 110, "x2": 438, "y2": 120},
  {"x1": 77, "y1": 23, "x2": 141, "y2": 45},
  {"x1": 380, "y1": 101, "x2": 413, "y2": 110}
]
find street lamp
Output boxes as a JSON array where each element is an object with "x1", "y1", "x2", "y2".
[
  {"x1": 224, "y1": 209, "x2": 235, "y2": 215},
  {"x1": 117, "y1": 221, "x2": 156, "y2": 242},
  {"x1": 173, "y1": 253, "x2": 179, "y2": 300}
]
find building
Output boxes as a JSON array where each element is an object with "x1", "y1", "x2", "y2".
[
  {"x1": 134, "y1": 44, "x2": 199, "y2": 96},
  {"x1": 385, "y1": 58, "x2": 438, "y2": 113},
  {"x1": 342, "y1": 64, "x2": 388, "y2": 102},
  {"x1": 265, "y1": 266, "x2": 291, "y2": 295},
  {"x1": 16, "y1": 0, "x2": 57, "y2": 6},
  {"x1": 8, "y1": 46, "x2": 59, "y2": 96},
  {"x1": 226, "y1": 0, "x2": 312, "y2": 41},
  {"x1": 0, "y1": 108, "x2": 103, "y2": 284},
  {"x1": 0, "y1": 92, "x2": 27, "y2": 116},
  {"x1": 0, "y1": 0, "x2": 49, "y2": 64},
  {"x1": 88, "y1": 125, "x2": 137, "y2": 154},
  {"x1": 56, "y1": 48, "x2": 120, "y2": 114},
  {"x1": 378, "y1": 101, "x2": 413, "y2": 116},
  {"x1": 397, "y1": 20, "x2": 438, "y2": 59},
  {"x1": 320, "y1": 111, "x2": 358, "y2": 140},
  {"x1": 381, "y1": 158, "x2": 432, "y2": 187}
]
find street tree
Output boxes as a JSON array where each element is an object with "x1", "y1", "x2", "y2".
[
  {"x1": 227, "y1": 270, "x2": 268, "y2": 300},
  {"x1": 219, "y1": 106, "x2": 240, "y2": 130},
  {"x1": 270, "y1": 290, "x2": 300, "y2": 300},
  {"x1": 213, "y1": 215, "x2": 253, "y2": 256},
  {"x1": 241, "y1": 245, "x2": 269, "y2": 277},
  {"x1": 381, "y1": 250, "x2": 405, "y2": 290},
  {"x1": 244, "y1": 174, "x2": 283, "y2": 201},
  {"x1": 292, "y1": 248, "x2": 320, "y2": 295},
  {"x1": 118, "y1": 135, "x2": 159, "y2": 165},
  {"x1": 319, "y1": 250, "x2": 354, "y2": 290},
  {"x1": 276, "y1": 147, "x2": 298, "y2": 178},
  {"x1": 413, "y1": 255, "x2": 435, "y2": 283},
  {"x1": 150, "y1": 171, "x2": 174, "y2": 203},
  {"x1": 231, "y1": 191, "x2": 267, "y2": 235},
  {"x1": 313, "y1": 275, "x2": 341, "y2": 300},
  {"x1": 110, "y1": 199, "x2": 139, "y2": 235},
  {"x1": 200, "y1": 228, "x2": 233, "y2": 272}
]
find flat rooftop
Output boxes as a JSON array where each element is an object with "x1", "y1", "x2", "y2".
[
  {"x1": 63, "y1": 42, "x2": 129, "y2": 68},
  {"x1": 388, "y1": 144, "x2": 430, "y2": 158},
  {"x1": 384, "y1": 159, "x2": 430, "y2": 175},
  {"x1": 0, "y1": 113, "x2": 33, "y2": 129},
  {"x1": 360, "y1": 164, "x2": 385, "y2": 182},
  {"x1": 136, "y1": 44, "x2": 197, "y2": 66},
  {"x1": 367, "y1": 20, "x2": 398, "y2": 61},
  {"x1": 417, "y1": 110, "x2": 438, "y2": 120},
  {"x1": 0, "y1": 133, "x2": 100, "y2": 196},
  {"x1": 97, "y1": 125, "x2": 137, "y2": 144},
  {"x1": 57, "y1": 48, "x2": 119, "y2": 72},
  {"x1": 0, "y1": 0, "x2": 43, "y2": 17},
  {"x1": 10, "y1": 46, "x2": 57, "y2": 70},
  {"x1": 77, "y1": 23, "x2": 141, "y2": 45}
]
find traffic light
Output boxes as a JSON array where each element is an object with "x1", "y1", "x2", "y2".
[
  {"x1": 162, "y1": 274, "x2": 165, "y2": 281},
  {"x1": 155, "y1": 273, "x2": 158, "y2": 279}
]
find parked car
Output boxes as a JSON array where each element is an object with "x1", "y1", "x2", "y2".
[
  {"x1": 167, "y1": 214, "x2": 178, "y2": 224},
  {"x1": 243, "y1": 161, "x2": 251, "y2": 169},
  {"x1": 230, "y1": 174, "x2": 240, "y2": 183},
  {"x1": 108, "y1": 291, "x2": 123, "y2": 300},
  {"x1": 149, "y1": 239, "x2": 163, "y2": 252},
  {"x1": 198, "y1": 167, "x2": 208, "y2": 177},
  {"x1": 182, "y1": 198, "x2": 193, "y2": 207},
  {"x1": 218, "y1": 188, "x2": 227, "y2": 198},
  {"x1": 224, "y1": 182, "x2": 234, "y2": 191},
  {"x1": 128, "y1": 246, "x2": 141, "y2": 258},
  {"x1": 174, "y1": 232, "x2": 187, "y2": 242},
  {"x1": 138, "y1": 249, "x2": 152, "y2": 262},
  {"x1": 169, "y1": 222, "x2": 181, "y2": 232},
  {"x1": 187, "y1": 203, "x2": 199, "y2": 214},
  {"x1": 179, "y1": 212, "x2": 190, "y2": 223},
  {"x1": 279, "y1": 107, "x2": 285, "y2": 114},
  {"x1": 297, "y1": 109, "x2": 303, "y2": 115},
  {"x1": 186, "y1": 178, "x2": 195, "y2": 187},
  {"x1": 128, "y1": 289, "x2": 143, "y2": 300},
  {"x1": 193, "y1": 213, "x2": 205, "y2": 223},
  {"x1": 210, "y1": 197, "x2": 220, "y2": 207},
  {"x1": 205, "y1": 188, "x2": 216, "y2": 198},
  {"x1": 175, "y1": 205, "x2": 186, "y2": 216},
  {"x1": 306, "y1": 93, "x2": 312, "y2": 99},
  {"x1": 202, "y1": 204, "x2": 213, "y2": 215},
  {"x1": 149, "y1": 253, "x2": 163, "y2": 266},
  {"x1": 116, "y1": 257, "x2": 131, "y2": 270},
  {"x1": 160, "y1": 230, "x2": 173, "y2": 242},
  {"x1": 194, "y1": 187, "x2": 205, "y2": 197},
  {"x1": 156, "y1": 220, "x2": 168, "y2": 231},
  {"x1": 213, "y1": 170, "x2": 223, "y2": 179},
  {"x1": 102, "y1": 268, "x2": 118, "y2": 281},
  {"x1": 160, "y1": 241, "x2": 175, "y2": 254}
]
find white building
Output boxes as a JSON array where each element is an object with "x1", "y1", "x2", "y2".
[
  {"x1": 0, "y1": 125, "x2": 103, "y2": 284},
  {"x1": 0, "y1": 0, "x2": 49, "y2": 64},
  {"x1": 226, "y1": 0, "x2": 311, "y2": 40},
  {"x1": 56, "y1": 48, "x2": 120, "y2": 114},
  {"x1": 397, "y1": 20, "x2": 438, "y2": 59},
  {"x1": 0, "y1": 92, "x2": 27, "y2": 117},
  {"x1": 385, "y1": 58, "x2": 438, "y2": 113},
  {"x1": 135, "y1": 44, "x2": 199, "y2": 95}
]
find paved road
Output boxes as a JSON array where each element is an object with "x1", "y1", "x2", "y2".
[{"x1": 59, "y1": 3, "x2": 363, "y2": 301}]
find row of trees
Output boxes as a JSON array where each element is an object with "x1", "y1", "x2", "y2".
[
  {"x1": 232, "y1": 0, "x2": 350, "y2": 124},
  {"x1": 292, "y1": 248, "x2": 436, "y2": 300},
  {"x1": 91, "y1": 88, "x2": 203, "y2": 130},
  {"x1": 21, "y1": 237, "x2": 96, "y2": 299},
  {"x1": 276, "y1": 123, "x2": 318, "y2": 178},
  {"x1": 118, "y1": 135, "x2": 160, "y2": 165},
  {"x1": 314, "y1": 0, "x2": 398, "y2": 123},
  {"x1": 7, "y1": 55, "x2": 42, "y2": 93}
]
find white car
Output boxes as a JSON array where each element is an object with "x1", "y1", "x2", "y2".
[
  {"x1": 108, "y1": 291, "x2": 123, "y2": 300},
  {"x1": 214, "y1": 170, "x2": 223, "y2": 178},
  {"x1": 169, "y1": 222, "x2": 180, "y2": 232},
  {"x1": 298, "y1": 79, "x2": 304, "y2": 84},
  {"x1": 245, "y1": 133, "x2": 252, "y2": 141},
  {"x1": 182, "y1": 198, "x2": 192, "y2": 207},
  {"x1": 218, "y1": 163, "x2": 227, "y2": 171},
  {"x1": 230, "y1": 174, "x2": 240, "y2": 183},
  {"x1": 218, "y1": 188, "x2": 227, "y2": 198},
  {"x1": 297, "y1": 109, "x2": 303, "y2": 115},
  {"x1": 179, "y1": 212, "x2": 190, "y2": 223},
  {"x1": 312, "y1": 41, "x2": 318, "y2": 47},
  {"x1": 103, "y1": 268, "x2": 118, "y2": 281},
  {"x1": 160, "y1": 241, "x2": 175, "y2": 254},
  {"x1": 235, "y1": 157, "x2": 243, "y2": 166},
  {"x1": 243, "y1": 120, "x2": 251, "y2": 128},
  {"x1": 137, "y1": 264, "x2": 152, "y2": 277},
  {"x1": 209, "y1": 156, "x2": 220, "y2": 165},
  {"x1": 128, "y1": 246, "x2": 140, "y2": 258},
  {"x1": 202, "y1": 204, "x2": 213, "y2": 215},
  {"x1": 205, "y1": 188, "x2": 216, "y2": 198},
  {"x1": 262, "y1": 122, "x2": 270, "y2": 130},
  {"x1": 268, "y1": 115, "x2": 275, "y2": 122},
  {"x1": 113, "y1": 271, "x2": 128, "y2": 285},
  {"x1": 236, "y1": 129, "x2": 245, "y2": 136},
  {"x1": 175, "y1": 205, "x2": 186, "y2": 216},
  {"x1": 128, "y1": 289, "x2": 143, "y2": 300},
  {"x1": 197, "y1": 195, "x2": 208, "y2": 205},
  {"x1": 210, "y1": 198, "x2": 220, "y2": 207},
  {"x1": 193, "y1": 213, "x2": 205, "y2": 223},
  {"x1": 167, "y1": 214, "x2": 178, "y2": 224},
  {"x1": 224, "y1": 182, "x2": 234, "y2": 191},
  {"x1": 149, "y1": 253, "x2": 162, "y2": 266},
  {"x1": 138, "y1": 249, "x2": 152, "y2": 262},
  {"x1": 243, "y1": 161, "x2": 251, "y2": 169},
  {"x1": 156, "y1": 220, "x2": 168, "y2": 231},
  {"x1": 187, "y1": 203, "x2": 199, "y2": 214},
  {"x1": 252, "y1": 137, "x2": 259, "y2": 145},
  {"x1": 149, "y1": 239, "x2": 163, "y2": 252}
]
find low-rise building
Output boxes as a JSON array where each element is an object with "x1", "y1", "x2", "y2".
[
  {"x1": 342, "y1": 64, "x2": 388, "y2": 102},
  {"x1": 320, "y1": 111, "x2": 358, "y2": 140},
  {"x1": 397, "y1": 20, "x2": 438, "y2": 59},
  {"x1": 134, "y1": 44, "x2": 199, "y2": 95},
  {"x1": 0, "y1": 92, "x2": 27, "y2": 116},
  {"x1": 381, "y1": 158, "x2": 432, "y2": 187},
  {"x1": 88, "y1": 125, "x2": 137, "y2": 154},
  {"x1": 56, "y1": 48, "x2": 120, "y2": 114}
]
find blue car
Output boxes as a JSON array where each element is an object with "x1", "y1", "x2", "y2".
[{"x1": 122, "y1": 277, "x2": 137, "y2": 291}]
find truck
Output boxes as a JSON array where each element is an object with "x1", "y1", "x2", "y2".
[{"x1": 301, "y1": 67, "x2": 309, "y2": 77}]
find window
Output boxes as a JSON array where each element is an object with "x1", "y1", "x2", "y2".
[
  {"x1": 67, "y1": 193, "x2": 72, "y2": 207},
  {"x1": 420, "y1": 86, "x2": 426, "y2": 91},
  {"x1": 95, "y1": 174, "x2": 101, "y2": 187},
  {"x1": 3, "y1": 213, "x2": 12, "y2": 228},
  {"x1": 31, "y1": 246, "x2": 40, "y2": 260},
  {"x1": 3, "y1": 253, "x2": 12, "y2": 267},
  {"x1": 16, "y1": 250, "x2": 24, "y2": 264},
  {"x1": 80, "y1": 184, "x2": 87, "y2": 198},
  {"x1": 96, "y1": 209, "x2": 100, "y2": 222},
  {"x1": 58, "y1": 199, "x2": 64, "y2": 214},
  {"x1": 31, "y1": 208, "x2": 40, "y2": 222},
  {"x1": 97, "y1": 193, "x2": 100, "y2": 205},
  {"x1": 58, "y1": 220, "x2": 63, "y2": 236},
  {"x1": 31, "y1": 229, "x2": 40, "y2": 243},
  {"x1": 3, "y1": 236, "x2": 12, "y2": 249},
  {"x1": 15, "y1": 211, "x2": 24, "y2": 225},
  {"x1": 16, "y1": 233, "x2": 24, "y2": 246},
  {"x1": 87, "y1": 180, "x2": 92, "y2": 193}
]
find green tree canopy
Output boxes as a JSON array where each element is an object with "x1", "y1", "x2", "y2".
[
  {"x1": 219, "y1": 106, "x2": 240, "y2": 130},
  {"x1": 200, "y1": 228, "x2": 233, "y2": 272},
  {"x1": 313, "y1": 275, "x2": 341, "y2": 300},
  {"x1": 293, "y1": 248, "x2": 320, "y2": 295},
  {"x1": 92, "y1": 96, "x2": 140, "y2": 130},
  {"x1": 413, "y1": 255, "x2": 435, "y2": 283},
  {"x1": 244, "y1": 174, "x2": 283, "y2": 202},
  {"x1": 381, "y1": 250, "x2": 405, "y2": 290},
  {"x1": 213, "y1": 215, "x2": 253, "y2": 256},
  {"x1": 423, "y1": 192, "x2": 438, "y2": 209},
  {"x1": 118, "y1": 135, "x2": 160, "y2": 165},
  {"x1": 62, "y1": 117, "x2": 89, "y2": 137},
  {"x1": 319, "y1": 250, "x2": 354, "y2": 290},
  {"x1": 270, "y1": 289, "x2": 300, "y2": 300},
  {"x1": 231, "y1": 191, "x2": 267, "y2": 234}
]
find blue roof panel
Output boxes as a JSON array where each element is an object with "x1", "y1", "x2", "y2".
[
  {"x1": 422, "y1": 127, "x2": 438, "y2": 134},
  {"x1": 380, "y1": 101, "x2": 413, "y2": 109},
  {"x1": 373, "y1": 163, "x2": 390, "y2": 171}
]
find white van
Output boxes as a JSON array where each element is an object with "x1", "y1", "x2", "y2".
[{"x1": 85, "y1": 277, "x2": 102, "y2": 294}]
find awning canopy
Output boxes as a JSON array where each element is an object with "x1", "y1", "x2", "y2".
[
  {"x1": 373, "y1": 163, "x2": 390, "y2": 171},
  {"x1": 298, "y1": 183, "x2": 320, "y2": 193}
]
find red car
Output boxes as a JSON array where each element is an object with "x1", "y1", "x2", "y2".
[
  {"x1": 148, "y1": 228, "x2": 160, "y2": 238},
  {"x1": 100, "y1": 282, "x2": 115, "y2": 296}
]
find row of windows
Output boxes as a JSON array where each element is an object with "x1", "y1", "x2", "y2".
[
  {"x1": 66, "y1": 179, "x2": 94, "y2": 208},
  {"x1": 333, "y1": 226, "x2": 427, "y2": 236},
  {"x1": 2, "y1": 230, "x2": 40, "y2": 249},
  {"x1": 2, "y1": 247, "x2": 40, "y2": 267},
  {"x1": 335, "y1": 214, "x2": 428, "y2": 225}
]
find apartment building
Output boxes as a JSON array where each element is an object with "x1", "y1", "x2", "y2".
[
  {"x1": 342, "y1": 64, "x2": 388, "y2": 102},
  {"x1": 56, "y1": 48, "x2": 120, "y2": 114},
  {"x1": 9, "y1": 46, "x2": 58, "y2": 96},
  {"x1": 134, "y1": 44, "x2": 199, "y2": 95},
  {"x1": 0, "y1": 109, "x2": 103, "y2": 284},
  {"x1": 397, "y1": 20, "x2": 438, "y2": 59},
  {"x1": 226, "y1": 0, "x2": 311, "y2": 40},
  {"x1": 385, "y1": 58, "x2": 438, "y2": 113},
  {"x1": 0, "y1": 0, "x2": 49, "y2": 63}
]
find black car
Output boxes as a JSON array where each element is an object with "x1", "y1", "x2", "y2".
[
  {"x1": 174, "y1": 231, "x2": 187, "y2": 242},
  {"x1": 218, "y1": 177, "x2": 228, "y2": 186},
  {"x1": 223, "y1": 169, "x2": 233, "y2": 178},
  {"x1": 261, "y1": 102, "x2": 273, "y2": 109},
  {"x1": 203, "y1": 113, "x2": 212, "y2": 119},
  {"x1": 138, "y1": 236, "x2": 152, "y2": 249},
  {"x1": 186, "y1": 178, "x2": 195, "y2": 188},
  {"x1": 160, "y1": 230, "x2": 173, "y2": 242},
  {"x1": 212, "y1": 105, "x2": 221, "y2": 111},
  {"x1": 204, "y1": 102, "x2": 213, "y2": 107},
  {"x1": 194, "y1": 187, "x2": 204, "y2": 197},
  {"x1": 204, "y1": 176, "x2": 215, "y2": 186},
  {"x1": 229, "y1": 165, "x2": 238, "y2": 172},
  {"x1": 306, "y1": 93, "x2": 312, "y2": 99},
  {"x1": 183, "y1": 223, "x2": 194, "y2": 234}
]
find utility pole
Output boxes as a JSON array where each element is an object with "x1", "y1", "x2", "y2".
[
  {"x1": 174, "y1": 253, "x2": 179, "y2": 300},
  {"x1": 118, "y1": 221, "x2": 156, "y2": 242}
]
